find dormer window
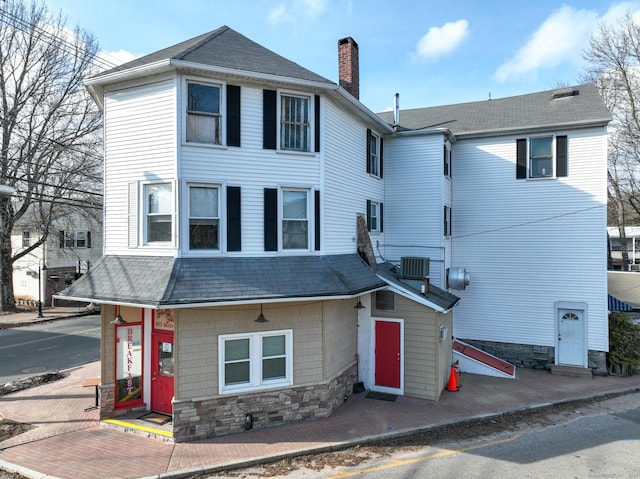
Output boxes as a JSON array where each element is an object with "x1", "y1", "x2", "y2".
[{"x1": 186, "y1": 81, "x2": 222, "y2": 145}]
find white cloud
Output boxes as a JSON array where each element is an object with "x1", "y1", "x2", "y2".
[
  {"x1": 414, "y1": 19, "x2": 469, "y2": 62},
  {"x1": 494, "y1": 5, "x2": 599, "y2": 83},
  {"x1": 601, "y1": 2, "x2": 640, "y2": 24},
  {"x1": 269, "y1": 0, "x2": 327, "y2": 25},
  {"x1": 99, "y1": 49, "x2": 138, "y2": 67}
]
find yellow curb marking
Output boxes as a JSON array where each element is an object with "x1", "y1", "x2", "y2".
[
  {"x1": 328, "y1": 433, "x2": 521, "y2": 478},
  {"x1": 104, "y1": 418, "x2": 173, "y2": 438},
  {"x1": 0, "y1": 327, "x2": 100, "y2": 350}
]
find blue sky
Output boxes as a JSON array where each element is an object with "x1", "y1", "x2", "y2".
[{"x1": 44, "y1": 0, "x2": 640, "y2": 112}]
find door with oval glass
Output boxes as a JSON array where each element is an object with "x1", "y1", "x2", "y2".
[{"x1": 151, "y1": 332, "x2": 174, "y2": 414}]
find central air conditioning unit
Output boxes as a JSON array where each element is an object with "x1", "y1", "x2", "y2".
[
  {"x1": 401, "y1": 256, "x2": 430, "y2": 279},
  {"x1": 448, "y1": 267, "x2": 470, "y2": 290}
]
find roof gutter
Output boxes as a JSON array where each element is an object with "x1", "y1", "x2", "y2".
[
  {"x1": 454, "y1": 118, "x2": 611, "y2": 140},
  {"x1": 84, "y1": 58, "x2": 393, "y2": 133}
]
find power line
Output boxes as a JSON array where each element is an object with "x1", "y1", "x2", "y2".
[
  {"x1": 10, "y1": 188, "x2": 102, "y2": 210},
  {"x1": 0, "y1": 6, "x2": 119, "y2": 72},
  {"x1": 451, "y1": 204, "x2": 606, "y2": 240},
  {"x1": 2, "y1": 174, "x2": 102, "y2": 197}
]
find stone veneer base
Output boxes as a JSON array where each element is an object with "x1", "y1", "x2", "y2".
[{"x1": 172, "y1": 364, "x2": 357, "y2": 442}]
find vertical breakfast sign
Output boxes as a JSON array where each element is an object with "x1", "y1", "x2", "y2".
[{"x1": 115, "y1": 323, "x2": 142, "y2": 405}]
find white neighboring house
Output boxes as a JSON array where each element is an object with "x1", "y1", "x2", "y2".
[
  {"x1": 12, "y1": 211, "x2": 103, "y2": 306},
  {"x1": 607, "y1": 226, "x2": 640, "y2": 271}
]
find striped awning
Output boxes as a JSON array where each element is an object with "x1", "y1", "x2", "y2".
[{"x1": 608, "y1": 294, "x2": 633, "y2": 312}]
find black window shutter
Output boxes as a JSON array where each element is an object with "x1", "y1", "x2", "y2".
[
  {"x1": 366, "y1": 129, "x2": 372, "y2": 174},
  {"x1": 59, "y1": 230, "x2": 65, "y2": 249},
  {"x1": 379, "y1": 137, "x2": 384, "y2": 179},
  {"x1": 516, "y1": 138, "x2": 527, "y2": 179},
  {"x1": 87, "y1": 231, "x2": 92, "y2": 248},
  {"x1": 366, "y1": 199, "x2": 372, "y2": 231},
  {"x1": 380, "y1": 202, "x2": 384, "y2": 233},
  {"x1": 227, "y1": 186, "x2": 242, "y2": 251},
  {"x1": 314, "y1": 95, "x2": 320, "y2": 153},
  {"x1": 263, "y1": 89, "x2": 277, "y2": 150},
  {"x1": 556, "y1": 135, "x2": 568, "y2": 177},
  {"x1": 227, "y1": 85, "x2": 241, "y2": 147},
  {"x1": 264, "y1": 188, "x2": 278, "y2": 251},
  {"x1": 314, "y1": 190, "x2": 320, "y2": 251}
]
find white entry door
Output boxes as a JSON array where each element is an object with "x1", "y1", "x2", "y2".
[{"x1": 557, "y1": 308, "x2": 585, "y2": 366}]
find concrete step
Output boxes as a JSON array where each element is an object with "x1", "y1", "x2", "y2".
[{"x1": 550, "y1": 365, "x2": 592, "y2": 378}]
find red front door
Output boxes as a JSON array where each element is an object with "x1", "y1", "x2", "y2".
[
  {"x1": 375, "y1": 320, "x2": 401, "y2": 389},
  {"x1": 151, "y1": 332, "x2": 174, "y2": 414}
]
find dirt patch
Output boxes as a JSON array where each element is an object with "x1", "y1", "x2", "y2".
[
  {"x1": 0, "y1": 419, "x2": 33, "y2": 443},
  {"x1": 0, "y1": 372, "x2": 65, "y2": 397}
]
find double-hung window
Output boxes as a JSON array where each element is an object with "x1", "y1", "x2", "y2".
[
  {"x1": 369, "y1": 132, "x2": 380, "y2": 176},
  {"x1": 366, "y1": 199, "x2": 383, "y2": 233},
  {"x1": 281, "y1": 94, "x2": 310, "y2": 151},
  {"x1": 366, "y1": 129, "x2": 383, "y2": 178},
  {"x1": 444, "y1": 206, "x2": 452, "y2": 236},
  {"x1": 282, "y1": 189, "x2": 309, "y2": 250},
  {"x1": 188, "y1": 185, "x2": 219, "y2": 250},
  {"x1": 22, "y1": 231, "x2": 30, "y2": 248},
  {"x1": 59, "y1": 230, "x2": 91, "y2": 248},
  {"x1": 186, "y1": 81, "x2": 222, "y2": 145},
  {"x1": 444, "y1": 142, "x2": 452, "y2": 177},
  {"x1": 219, "y1": 330, "x2": 293, "y2": 394},
  {"x1": 517, "y1": 135, "x2": 568, "y2": 179},
  {"x1": 145, "y1": 183, "x2": 173, "y2": 243}
]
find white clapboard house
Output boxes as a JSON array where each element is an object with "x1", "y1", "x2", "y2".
[{"x1": 58, "y1": 27, "x2": 610, "y2": 442}]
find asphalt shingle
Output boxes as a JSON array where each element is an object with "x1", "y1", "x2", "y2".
[
  {"x1": 57, "y1": 254, "x2": 386, "y2": 307},
  {"x1": 378, "y1": 83, "x2": 611, "y2": 137},
  {"x1": 89, "y1": 26, "x2": 333, "y2": 85}
]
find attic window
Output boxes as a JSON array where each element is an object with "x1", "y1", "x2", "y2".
[{"x1": 552, "y1": 88, "x2": 578, "y2": 100}]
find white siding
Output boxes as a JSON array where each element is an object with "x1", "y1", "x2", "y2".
[
  {"x1": 384, "y1": 133, "x2": 446, "y2": 287},
  {"x1": 179, "y1": 85, "x2": 321, "y2": 255},
  {"x1": 322, "y1": 99, "x2": 385, "y2": 255},
  {"x1": 451, "y1": 128, "x2": 608, "y2": 351},
  {"x1": 103, "y1": 76, "x2": 178, "y2": 255}
]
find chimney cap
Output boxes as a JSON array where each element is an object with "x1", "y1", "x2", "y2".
[{"x1": 338, "y1": 37, "x2": 358, "y2": 47}]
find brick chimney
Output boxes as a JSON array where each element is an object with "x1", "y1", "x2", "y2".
[{"x1": 338, "y1": 37, "x2": 359, "y2": 100}]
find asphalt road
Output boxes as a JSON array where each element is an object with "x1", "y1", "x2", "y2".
[
  {"x1": 206, "y1": 392, "x2": 640, "y2": 479},
  {"x1": 0, "y1": 315, "x2": 100, "y2": 384}
]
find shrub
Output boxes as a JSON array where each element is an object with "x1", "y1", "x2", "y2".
[{"x1": 608, "y1": 312, "x2": 640, "y2": 375}]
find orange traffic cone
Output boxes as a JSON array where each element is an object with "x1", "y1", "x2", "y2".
[{"x1": 446, "y1": 366, "x2": 459, "y2": 392}]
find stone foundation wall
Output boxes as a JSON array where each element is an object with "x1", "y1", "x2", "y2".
[
  {"x1": 172, "y1": 363, "x2": 357, "y2": 442},
  {"x1": 459, "y1": 339, "x2": 608, "y2": 375}
]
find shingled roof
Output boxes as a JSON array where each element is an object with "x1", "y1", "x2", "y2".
[
  {"x1": 89, "y1": 25, "x2": 332, "y2": 85},
  {"x1": 378, "y1": 83, "x2": 611, "y2": 137},
  {"x1": 376, "y1": 262, "x2": 460, "y2": 312},
  {"x1": 56, "y1": 254, "x2": 385, "y2": 308}
]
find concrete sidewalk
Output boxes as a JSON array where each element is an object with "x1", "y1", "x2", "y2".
[{"x1": 1, "y1": 358, "x2": 639, "y2": 479}]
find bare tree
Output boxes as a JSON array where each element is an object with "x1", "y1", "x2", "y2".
[
  {"x1": 0, "y1": 0, "x2": 103, "y2": 311},
  {"x1": 583, "y1": 11, "x2": 640, "y2": 270}
]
